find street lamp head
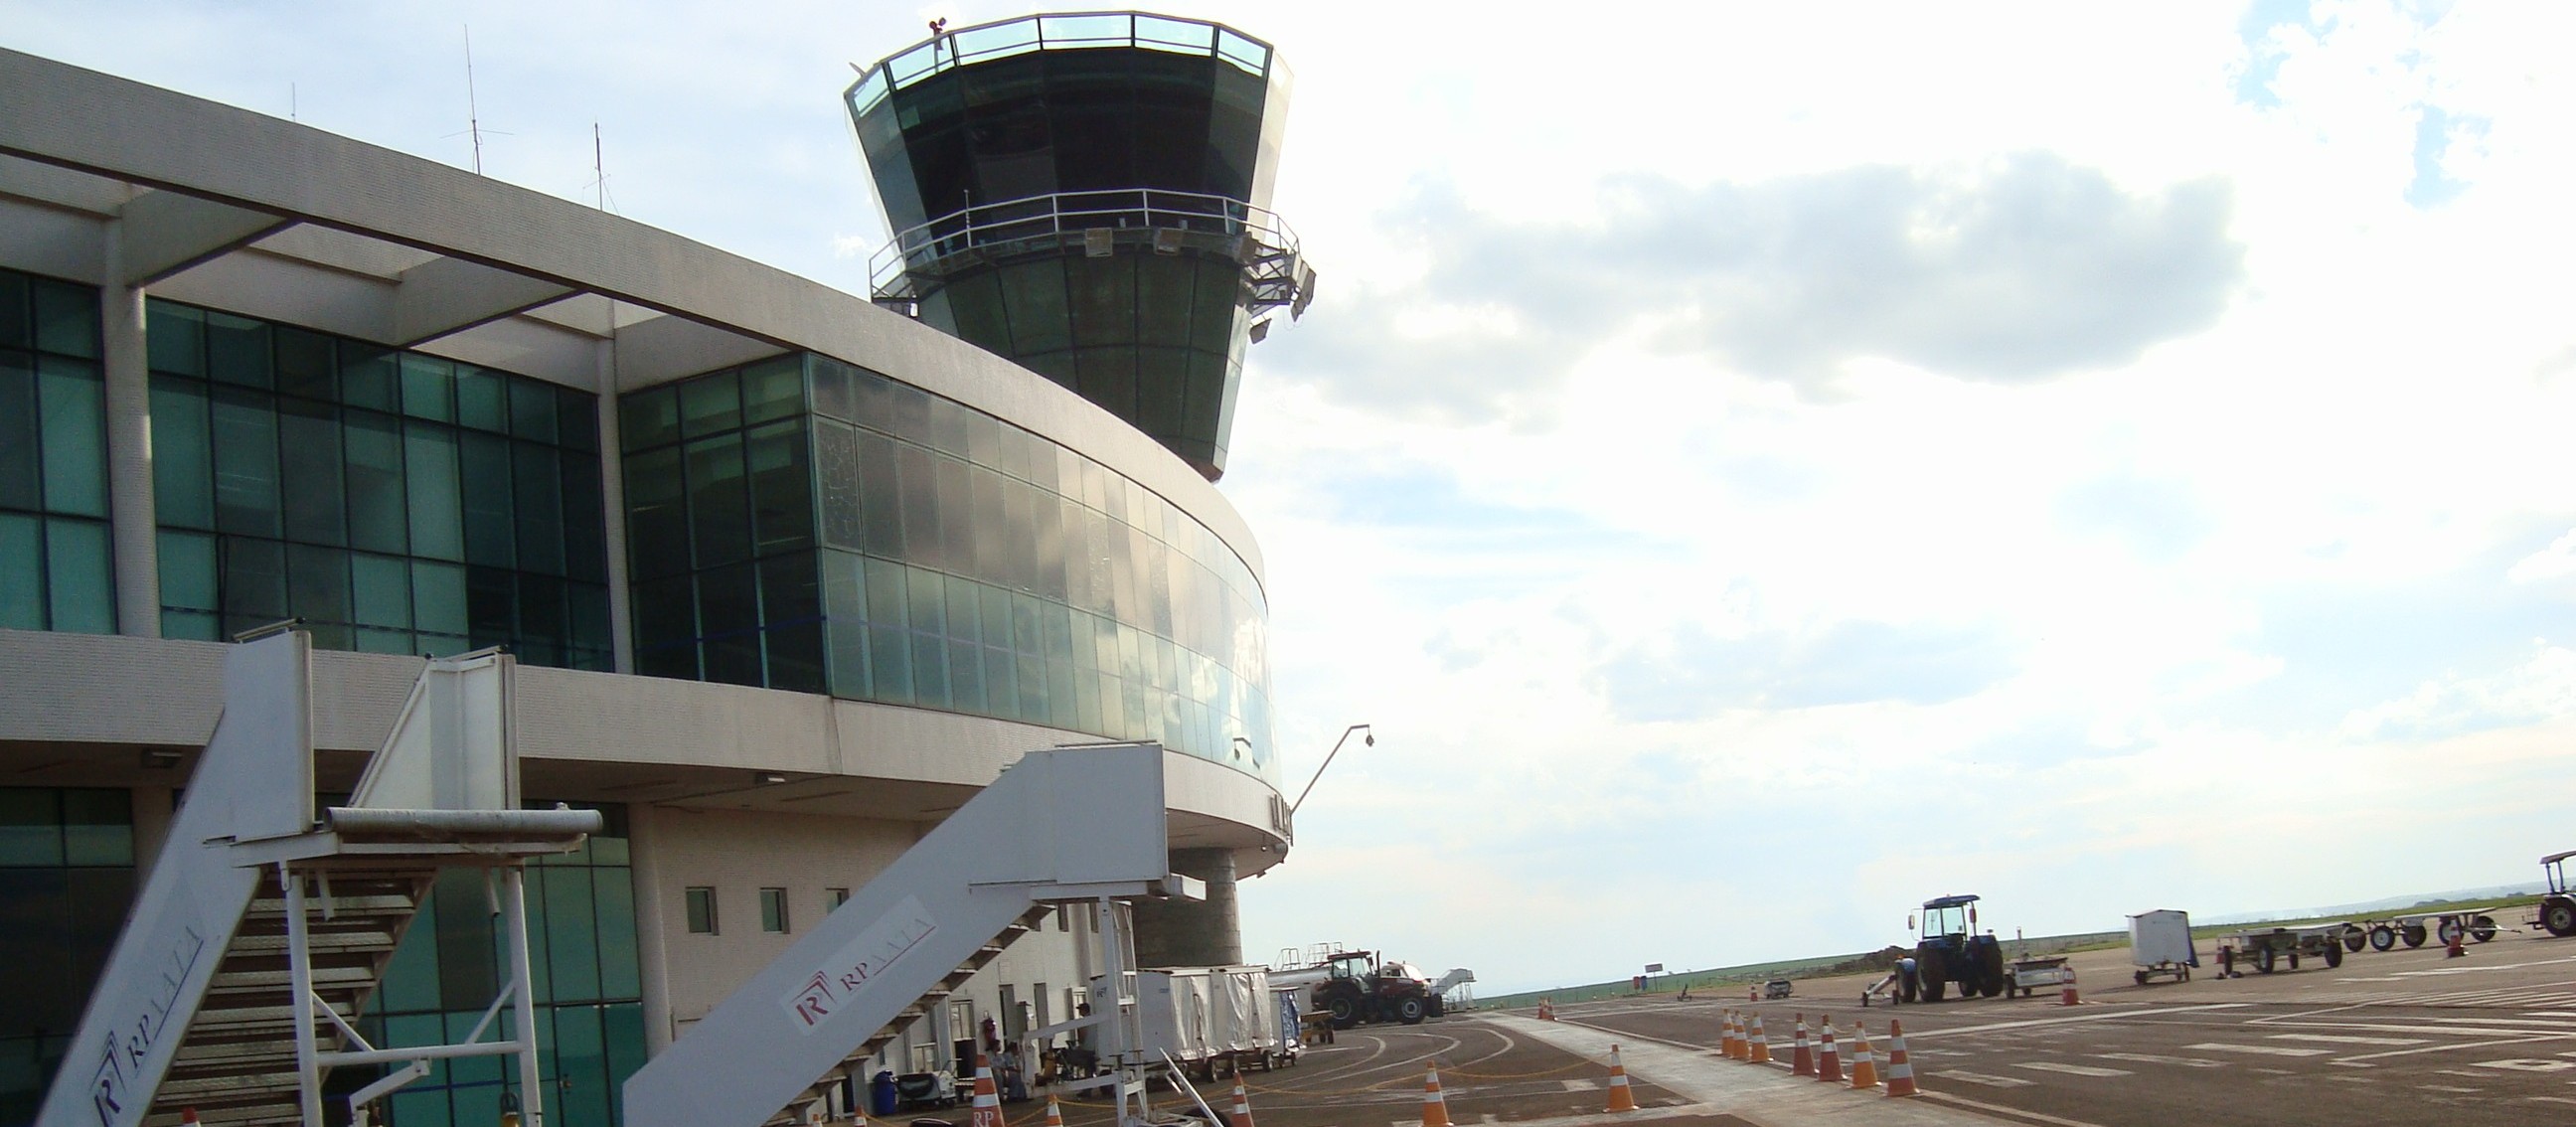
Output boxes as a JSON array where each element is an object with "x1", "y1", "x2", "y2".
[{"x1": 1364, "y1": 731, "x2": 1374, "y2": 746}]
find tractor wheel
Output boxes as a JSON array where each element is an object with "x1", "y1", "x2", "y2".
[
  {"x1": 2402, "y1": 923, "x2": 2428, "y2": 948},
  {"x1": 1919, "y1": 949, "x2": 1947, "y2": 1003},
  {"x1": 2325, "y1": 942, "x2": 2343, "y2": 969},
  {"x1": 2545, "y1": 899, "x2": 2576, "y2": 937},
  {"x1": 1396, "y1": 997, "x2": 1428, "y2": 1025},
  {"x1": 2437, "y1": 917, "x2": 2465, "y2": 947},
  {"x1": 2368, "y1": 925, "x2": 2395, "y2": 952},
  {"x1": 1980, "y1": 947, "x2": 2007, "y2": 998},
  {"x1": 2341, "y1": 926, "x2": 2367, "y2": 952},
  {"x1": 2470, "y1": 914, "x2": 2498, "y2": 943},
  {"x1": 1326, "y1": 995, "x2": 1359, "y2": 1029},
  {"x1": 2255, "y1": 947, "x2": 2277, "y2": 974}
]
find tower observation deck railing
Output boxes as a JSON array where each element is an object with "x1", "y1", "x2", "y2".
[
  {"x1": 867, "y1": 189, "x2": 1313, "y2": 319},
  {"x1": 846, "y1": 11, "x2": 1274, "y2": 115}
]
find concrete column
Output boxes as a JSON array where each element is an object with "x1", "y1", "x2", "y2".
[
  {"x1": 99, "y1": 223, "x2": 160, "y2": 637},
  {"x1": 627, "y1": 802, "x2": 677, "y2": 1053},
  {"x1": 596, "y1": 328, "x2": 635, "y2": 674},
  {"x1": 1130, "y1": 847, "x2": 1240, "y2": 968}
]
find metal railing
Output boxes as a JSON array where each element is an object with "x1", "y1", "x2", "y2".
[
  {"x1": 847, "y1": 11, "x2": 1274, "y2": 115},
  {"x1": 867, "y1": 187, "x2": 1305, "y2": 305}
]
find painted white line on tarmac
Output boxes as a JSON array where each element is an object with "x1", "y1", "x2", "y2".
[
  {"x1": 2184, "y1": 1044, "x2": 2331, "y2": 1057},
  {"x1": 2419, "y1": 1084, "x2": 2484, "y2": 1093},
  {"x1": 2011, "y1": 1062, "x2": 2131, "y2": 1077},
  {"x1": 1900, "y1": 1004, "x2": 2249, "y2": 1041},
  {"x1": 2263, "y1": 1021, "x2": 2570, "y2": 1037},
  {"x1": 2473, "y1": 1058, "x2": 2576, "y2": 1072},
  {"x1": 2095, "y1": 1052, "x2": 2224, "y2": 1067},
  {"x1": 2329, "y1": 1034, "x2": 2572, "y2": 1065},
  {"x1": 2432, "y1": 1017, "x2": 2576, "y2": 1028},
  {"x1": 2268, "y1": 1034, "x2": 2425, "y2": 1046},
  {"x1": 1937, "y1": 1071, "x2": 2033, "y2": 1087},
  {"x1": 1557, "y1": 1079, "x2": 1597, "y2": 1091}
]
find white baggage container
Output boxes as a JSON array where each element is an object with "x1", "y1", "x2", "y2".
[{"x1": 2128, "y1": 909, "x2": 2198, "y2": 984}]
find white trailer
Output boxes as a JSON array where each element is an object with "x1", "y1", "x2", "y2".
[
  {"x1": 2129, "y1": 909, "x2": 2199, "y2": 985},
  {"x1": 1098, "y1": 965, "x2": 1283, "y2": 1079}
]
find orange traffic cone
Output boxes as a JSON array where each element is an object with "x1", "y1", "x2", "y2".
[
  {"x1": 1882, "y1": 1020, "x2": 1919, "y2": 1097},
  {"x1": 1725, "y1": 1010, "x2": 1744, "y2": 1059},
  {"x1": 1538, "y1": 998, "x2": 1555, "y2": 1021},
  {"x1": 1229, "y1": 1079, "x2": 1256, "y2": 1127},
  {"x1": 969, "y1": 1053, "x2": 1009, "y2": 1127},
  {"x1": 1605, "y1": 1045, "x2": 1638, "y2": 1112},
  {"x1": 1816, "y1": 1016, "x2": 1844, "y2": 1083},
  {"x1": 1849, "y1": 1022, "x2": 1879, "y2": 1089},
  {"x1": 1044, "y1": 1096, "x2": 1064, "y2": 1127},
  {"x1": 2060, "y1": 969, "x2": 2080, "y2": 1006},
  {"x1": 1790, "y1": 1014, "x2": 1815, "y2": 1076},
  {"x1": 1421, "y1": 1064, "x2": 1453, "y2": 1127},
  {"x1": 1746, "y1": 1012, "x2": 1772, "y2": 1064}
]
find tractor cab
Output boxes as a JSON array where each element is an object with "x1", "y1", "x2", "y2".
[
  {"x1": 1916, "y1": 894, "x2": 1981, "y2": 940},
  {"x1": 2536, "y1": 852, "x2": 2576, "y2": 936},
  {"x1": 1325, "y1": 951, "x2": 1375, "y2": 980}
]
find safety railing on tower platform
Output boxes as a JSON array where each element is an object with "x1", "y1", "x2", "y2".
[{"x1": 866, "y1": 188, "x2": 1313, "y2": 320}]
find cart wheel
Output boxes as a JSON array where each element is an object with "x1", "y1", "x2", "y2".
[
  {"x1": 2402, "y1": 923, "x2": 2428, "y2": 948},
  {"x1": 2255, "y1": 947, "x2": 2276, "y2": 974},
  {"x1": 2470, "y1": 914, "x2": 2498, "y2": 943},
  {"x1": 2325, "y1": 942, "x2": 2343, "y2": 968},
  {"x1": 2135, "y1": 971, "x2": 2148, "y2": 986},
  {"x1": 2341, "y1": 926, "x2": 2366, "y2": 952},
  {"x1": 2437, "y1": 917, "x2": 2465, "y2": 947},
  {"x1": 2289, "y1": 948, "x2": 2300, "y2": 971},
  {"x1": 2368, "y1": 925, "x2": 2395, "y2": 952},
  {"x1": 2182, "y1": 967, "x2": 2191, "y2": 982}
]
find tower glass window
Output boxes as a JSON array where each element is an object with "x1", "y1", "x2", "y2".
[
  {"x1": 0, "y1": 268, "x2": 113, "y2": 635},
  {"x1": 145, "y1": 298, "x2": 611, "y2": 667}
]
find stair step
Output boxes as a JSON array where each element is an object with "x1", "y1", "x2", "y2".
[{"x1": 208, "y1": 965, "x2": 378, "y2": 993}]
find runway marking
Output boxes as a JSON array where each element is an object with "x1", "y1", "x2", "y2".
[
  {"x1": 2185, "y1": 1043, "x2": 2332, "y2": 1057},
  {"x1": 2096, "y1": 1052, "x2": 2224, "y2": 1067},
  {"x1": 2419, "y1": 1084, "x2": 2484, "y2": 1093},
  {"x1": 1899, "y1": 1004, "x2": 2248, "y2": 1041},
  {"x1": 2330, "y1": 1033, "x2": 2574, "y2": 1065},
  {"x1": 1557, "y1": 1079, "x2": 1596, "y2": 1091},
  {"x1": 2432, "y1": 1017, "x2": 2576, "y2": 1028},
  {"x1": 2528, "y1": 1096, "x2": 2576, "y2": 1105},
  {"x1": 2268, "y1": 1034, "x2": 2426, "y2": 1046},
  {"x1": 2012, "y1": 1061, "x2": 2131, "y2": 1077},
  {"x1": 2473, "y1": 1058, "x2": 2576, "y2": 1072},
  {"x1": 1938, "y1": 1070, "x2": 2033, "y2": 1087}
]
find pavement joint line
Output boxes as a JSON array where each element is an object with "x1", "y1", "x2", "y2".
[{"x1": 1918, "y1": 1089, "x2": 2112, "y2": 1127}]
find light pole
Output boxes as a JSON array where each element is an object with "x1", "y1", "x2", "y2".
[{"x1": 1290, "y1": 724, "x2": 1373, "y2": 815}]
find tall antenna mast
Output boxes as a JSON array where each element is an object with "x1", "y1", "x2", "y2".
[
  {"x1": 593, "y1": 123, "x2": 607, "y2": 210},
  {"x1": 289, "y1": 81, "x2": 298, "y2": 122},
  {"x1": 464, "y1": 25, "x2": 485, "y2": 175}
]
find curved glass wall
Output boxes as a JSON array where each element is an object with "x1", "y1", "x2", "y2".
[
  {"x1": 146, "y1": 299, "x2": 612, "y2": 668},
  {"x1": 620, "y1": 354, "x2": 1275, "y2": 782}
]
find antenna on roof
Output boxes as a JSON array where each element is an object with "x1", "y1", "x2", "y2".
[
  {"x1": 585, "y1": 122, "x2": 619, "y2": 214},
  {"x1": 465, "y1": 25, "x2": 485, "y2": 175},
  {"x1": 290, "y1": 81, "x2": 298, "y2": 122}
]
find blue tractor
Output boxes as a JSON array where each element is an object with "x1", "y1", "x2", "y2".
[{"x1": 1910, "y1": 894, "x2": 2007, "y2": 1002}]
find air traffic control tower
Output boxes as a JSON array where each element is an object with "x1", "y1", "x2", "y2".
[{"x1": 848, "y1": 13, "x2": 1313, "y2": 482}]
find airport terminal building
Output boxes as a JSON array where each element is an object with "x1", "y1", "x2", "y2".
[{"x1": 0, "y1": 14, "x2": 1306, "y2": 1127}]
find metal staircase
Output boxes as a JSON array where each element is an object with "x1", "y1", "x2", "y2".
[
  {"x1": 148, "y1": 869, "x2": 432, "y2": 1127},
  {"x1": 623, "y1": 744, "x2": 1195, "y2": 1127},
  {"x1": 757, "y1": 904, "x2": 1055, "y2": 1127},
  {"x1": 39, "y1": 634, "x2": 597, "y2": 1127}
]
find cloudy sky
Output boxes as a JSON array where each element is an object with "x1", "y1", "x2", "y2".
[{"x1": 13, "y1": 1, "x2": 2576, "y2": 994}]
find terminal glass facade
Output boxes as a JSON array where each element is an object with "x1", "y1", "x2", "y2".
[
  {"x1": 622, "y1": 353, "x2": 1276, "y2": 781},
  {"x1": 0, "y1": 787, "x2": 134, "y2": 1126},
  {"x1": 146, "y1": 299, "x2": 612, "y2": 668},
  {"x1": 0, "y1": 268, "x2": 113, "y2": 635},
  {"x1": 361, "y1": 805, "x2": 645, "y2": 1127}
]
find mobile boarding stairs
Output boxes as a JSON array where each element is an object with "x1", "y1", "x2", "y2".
[{"x1": 42, "y1": 630, "x2": 1214, "y2": 1127}]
